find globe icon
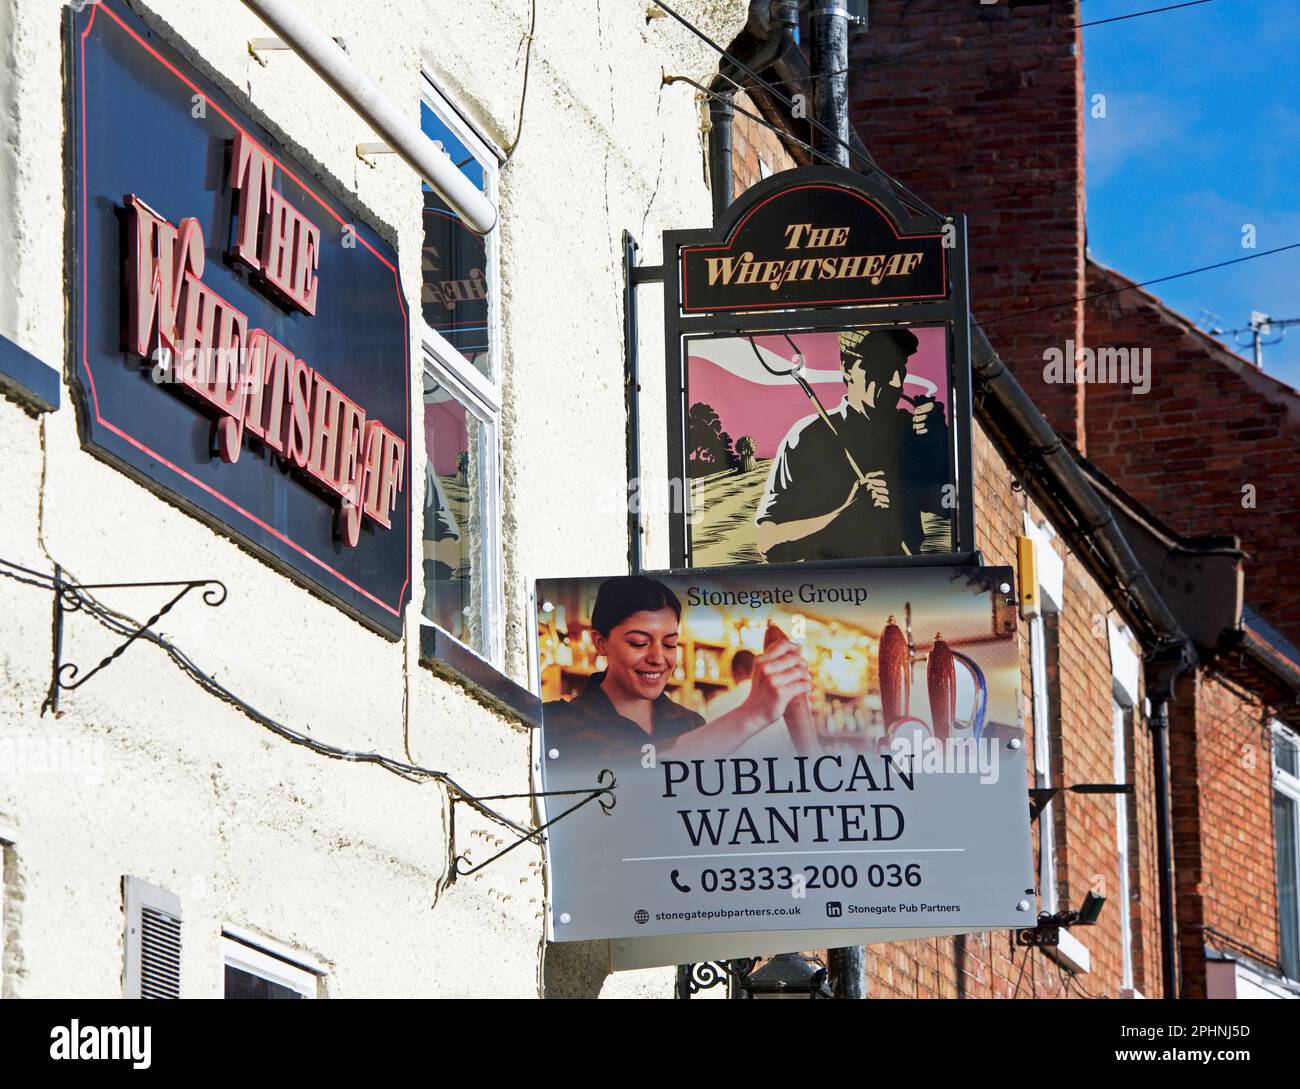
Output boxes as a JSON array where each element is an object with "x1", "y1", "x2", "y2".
[{"x1": 634, "y1": 909, "x2": 650, "y2": 925}]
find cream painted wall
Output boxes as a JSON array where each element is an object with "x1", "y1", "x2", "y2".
[{"x1": 0, "y1": 0, "x2": 745, "y2": 998}]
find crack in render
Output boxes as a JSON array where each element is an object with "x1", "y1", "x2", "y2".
[
  {"x1": 641, "y1": 84, "x2": 667, "y2": 239},
  {"x1": 595, "y1": 0, "x2": 619, "y2": 272}
]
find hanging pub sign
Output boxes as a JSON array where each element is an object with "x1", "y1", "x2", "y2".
[
  {"x1": 67, "y1": 0, "x2": 410, "y2": 636},
  {"x1": 534, "y1": 565, "x2": 1033, "y2": 946},
  {"x1": 659, "y1": 166, "x2": 974, "y2": 571}
]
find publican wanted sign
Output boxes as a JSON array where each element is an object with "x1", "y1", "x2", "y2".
[
  {"x1": 535, "y1": 565, "x2": 1033, "y2": 943},
  {"x1": 68, "y1": 0, "x2": 411, "y2": 635}
]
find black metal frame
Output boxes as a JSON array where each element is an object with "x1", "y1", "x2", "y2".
[
  {"x1": 640, "y1": 165, "x2": 974, "y2": 573},
  {"x1": 623, "y1": 230, "x2": 644, "y2": 573}
]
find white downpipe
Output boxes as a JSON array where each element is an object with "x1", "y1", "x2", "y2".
[{"x1": 239, "y1": 0, "x2": 498, "y2": 235}]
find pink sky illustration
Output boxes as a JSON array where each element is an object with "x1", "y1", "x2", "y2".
[{"x1": 686, "y1": 326, "x2": 949, "y2": 459}]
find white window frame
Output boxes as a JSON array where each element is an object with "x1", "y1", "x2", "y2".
[
  {"x1": 222, "y1": 933, "x2": 319, "y2": 999},
  {"x1": 1024, "y1": 515, "x2": 1063, "y2": 914},
  {"x1": 1112, "y1": 699, "x2": 1135, "y2": 992},
  {"x1": 1274, "y1": 721, "x2": 1300, "y2": 982},
  {"x1": 419, "y1": 76, "x2": 505, "y2": 669}
]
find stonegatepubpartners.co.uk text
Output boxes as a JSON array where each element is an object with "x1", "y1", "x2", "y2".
[{"x1": 655, "y1": 906, "x2": 802, "y2": 922}]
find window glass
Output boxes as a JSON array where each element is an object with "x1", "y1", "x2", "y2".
[
  {"x1": 419, "y1": 81, "x2": 502, "y2": 669},
  {"x1": 420, "y1": 100, "x2": 491, "y2": 375},
  {"x1": 1278, "y1": 729, "x2": 1299, "y2": 777},
  {"x1": 422, "y1": 373, "x2": 487, "y2": 653},
  {"x1": 221, "y1": 937, "x2": 317, "y2": 999},
  {"x1": 224, "y1": 964, "x2": 305, "y2": 1000}
]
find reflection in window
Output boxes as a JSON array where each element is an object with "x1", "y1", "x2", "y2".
[
  {"x1": 1276, "y1": 724, "x2": 1300, "y2": 981},
  {"x1": 225, "y1": 964, "x2": 304, "y2": 999},
  {"x1": 423, "y1": 374, "x2": 484, "y2": 653},
  {"x1": 419, "y1": 78, "x2": 501, "y2": 667},
  {"x1": 420, "y1": 101, "x2": 490, "y2": 375}
]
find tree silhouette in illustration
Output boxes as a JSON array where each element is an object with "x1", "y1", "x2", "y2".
[{"x1": 687, "y1": 401, "x2": 735, "y2": 476}]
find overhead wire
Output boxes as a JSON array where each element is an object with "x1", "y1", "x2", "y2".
[
  {"x1": 651, "y1": 0, "x2": 869, "y2": 170},
  {"x1": 665, "y1": 73, "x2": 839, "y2": 170},
  {"x1": 502, "y1": 0, "x2": 537, "y2": 162},
  {"x1": 677, "y1": 73, "x2": 1298, "y2": 350},
  {"x1": 759, "y1": 0, "x2": 1219, "y2": 90},
  {"x1": 650, "y1": 0, "x2": 942, "y2": 217},
  {"x1": 657, "y1": 2, "x2": 1273, "y2": 327},
  {"x1": 982, "y1": 243, "x2": 1300, "y2": 326}
]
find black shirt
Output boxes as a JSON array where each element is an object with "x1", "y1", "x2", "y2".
[
  {"x1": 542, "y1": 671, "x2": 706, "y2": 765},
  {"x1": 756, "y1": 398, "x2": 949, "y2": 562}
]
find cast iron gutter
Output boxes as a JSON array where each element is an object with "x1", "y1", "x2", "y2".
[{"x1": 707, "y1": 0, "x2": 800, "y2": 222}]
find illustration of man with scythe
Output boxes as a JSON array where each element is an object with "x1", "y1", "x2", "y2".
[{"x1": 754, "y1": 328, "x2": 950, "y2": 562}]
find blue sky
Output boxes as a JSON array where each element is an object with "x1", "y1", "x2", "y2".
[{"x1": 1083, "y1": 0, "x2": 1300, "y2": 389}]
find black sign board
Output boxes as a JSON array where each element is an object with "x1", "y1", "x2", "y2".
[
  {"x1": 67, "y1": 0, "x2": 411, "y2": 636},
  {"x1": 679, "y1": 181, "x2": 948, "y2": 313},
  {"x1": 658, "y1": 167, "x2": 974, "y2": 571}
]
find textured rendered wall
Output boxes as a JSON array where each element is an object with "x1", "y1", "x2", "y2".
[{"x1": 0, "y1": 0, "x2": 747, "y2": 998}]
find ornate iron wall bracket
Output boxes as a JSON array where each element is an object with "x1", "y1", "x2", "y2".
[
  {"x1": 675, "y1": 959, "x2": 759, "y2": 999},
  {"x1": 41, "y1": 568, "x2": 227, "y2": 714},
  {"x1": 448, "y1": 770, "x2": 617, "y2": 880}
]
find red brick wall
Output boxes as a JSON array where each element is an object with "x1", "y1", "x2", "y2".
[
  {"x1": 846, "y1": 0, "x2": 1087, "y2": 445},
  {"x1": 731, "y1": 91, "x2": 800, "y2": 197},
  {"x1": 1084, "y1": 263, "x2": 1300, "y2": 649},
  {"x1": 1170, "y1": 671, "x2": 1281, "y2": 996},
  {"x1": 720, "y1": 0, "x2": 1293, "y2": 1003},
  {"x1": 1053, "y1": 562, "x2": 1129, "y2": 986},
  {"x1": 728, "y1": 53, "x2": 1156, "y2": 997},
  {"x1": 860, "y1": 426, "x2": 1147, "y2": 998}
]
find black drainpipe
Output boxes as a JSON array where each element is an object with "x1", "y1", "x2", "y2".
[
  {"x1": 708, "y1": 0, "x2": 799, "y2": 223},
  {"x1": 1146, "y1": 653, "x2": 1186, "y2": 997}
]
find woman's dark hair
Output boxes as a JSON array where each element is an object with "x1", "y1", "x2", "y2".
[{"x1": 591, "y1": 576, "x2": 681, "y2": 636}]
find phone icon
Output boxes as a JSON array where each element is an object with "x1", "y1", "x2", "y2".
[{"x1": 669, "y1": 869, "x2": 692, "y2": 894}]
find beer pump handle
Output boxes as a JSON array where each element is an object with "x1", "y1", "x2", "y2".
[
  {"x1": 928, "y1": 633, "x2": 957, "y2": 741},
  {"x1": 764, "y1": 621, "x2": 818, "y2": 757},
  {"x1": 878, "y1": 616, "x2": 910, "y2": 727}
]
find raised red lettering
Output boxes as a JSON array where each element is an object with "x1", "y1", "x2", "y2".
[
  {"x1": 286, "y1": 357, "x2": 313, "y2": 469},
  {"x1": 228, "y1": 131, "x2": 275, "y2": 273}
]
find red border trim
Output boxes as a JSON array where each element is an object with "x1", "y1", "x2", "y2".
[
  {"x1": 79, "y1": 2, "x2": 410, "y2": 621},
  {"x1": 679, "y1": 184, "x2": 948, "y2": 313}
]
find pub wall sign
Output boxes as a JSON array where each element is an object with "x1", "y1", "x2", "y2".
[
  {"x1": 68, "y1": 0, "x2": 411, "y2": 636},
  {"x1": 658, "y1": 167, "x2": 975, "y2": 572}
]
